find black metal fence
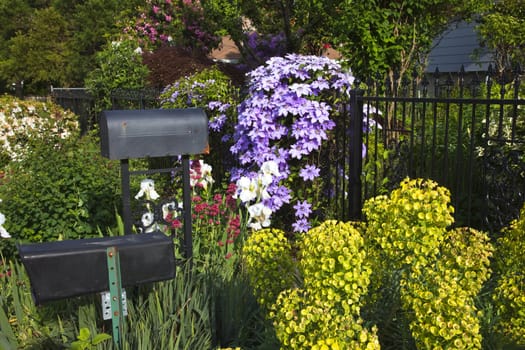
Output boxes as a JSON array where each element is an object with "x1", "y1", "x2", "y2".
[
  {"x1": 50, "y1": 68, "x2": 525, "y2": 233},
  {"x1": 350, "y1": 67, "x2": 525, "y2": 233},
  {"x1": 51, "y1": 88, "x2": 160, "y2": 134}
]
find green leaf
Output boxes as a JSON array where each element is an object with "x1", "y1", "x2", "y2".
[
  {"x1": 77, "y1": 327, "x2": 91, "y2": 341},
  {"x1": 0, "y1": 307, "x2": 18, "y2": 349},
  {"x1": 70, "y1": 341, "x2": 86, "y2": 350},
  {"x1": 0, "y1": 332, "x2": 17, "y2": 350},
  {"x1": 92, "y1": 333, "x2": 112, "y2": 345}
]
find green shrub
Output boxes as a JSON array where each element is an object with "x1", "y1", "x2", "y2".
[
  {"x1": 492, "y1": 203, "x2": 525, "y2": 345},
  {"x1": 85, "y1": 38, "x2": 150, "y2": 114},
  {"x1": 244, "y1": 222, "x2": 380, "y2": 349},
  {"x1": 242, "y1": 227, "x2": 296, "y2": 312},
  {"x1": 0, "y1": 133, "x2": 120, "y2": 256},
  {"x1": 364, "y1": 178, "x2": 493, "y2": 349}
]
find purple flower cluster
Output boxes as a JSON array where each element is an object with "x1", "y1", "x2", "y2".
[
  {"x1": 230, "y1": 54, "x2": 355, "y2": 232},
  {"x1": 160, "y1": 69, "x2": 238, "y2": 137},
  {"x1": 239, "y1": 32, "x2": 287, "y2": 71}
]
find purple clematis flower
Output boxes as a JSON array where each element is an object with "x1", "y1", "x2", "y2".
[{"x1": 299, "y1": 165, "x2": 320, "y2": 181}]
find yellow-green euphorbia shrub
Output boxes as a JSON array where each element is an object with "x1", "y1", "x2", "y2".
[
  {"x1": 244, "y1": 221, "x2": 380, "y2": 349},
  {"x1": 364, "y1": 178, "x2": 493, "y2": 349},
  {"x1": 243, "y1": 178, "x2": 496, "y2": 349},
  {"x1": 492, "y1": 204, "x2": 525, "y2": 345}
]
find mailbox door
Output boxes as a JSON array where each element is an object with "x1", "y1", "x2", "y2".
[{"x1": 18, "y1": 232, "x2": 175, "y2": 304}]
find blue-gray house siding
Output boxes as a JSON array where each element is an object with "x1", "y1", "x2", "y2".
[{"x1": 425, "y1": 21, "x2": 494, "y2": 73}]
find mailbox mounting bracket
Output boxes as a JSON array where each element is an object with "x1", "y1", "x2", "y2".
[
  {"x1": 106, "y1": 246, "x2": 125, "y2": 348},
  {"x1": 101, "y1": 289, "x2": 128, "y2": 320}
]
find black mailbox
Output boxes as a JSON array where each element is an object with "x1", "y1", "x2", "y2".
[
  {"x1": 18, "y1": 232, "x2": 175, "y2": 305},
  {"x1": 100, "y1": 108, "x2": 209, "y2": 160}
]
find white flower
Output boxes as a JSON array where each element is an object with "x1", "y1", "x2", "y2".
[
  {"x1": 199, "y1": 161, "x2": 214, "y2": 190},
  {"x1": 247, "y1": 203, "x2": 272, "y2": 230},
  {"x1": 257, "y1": 172, "x2": 273, "y2": 188},
  {"x1": 190, "y1": 160, "x2": 215, "y2": 191},
  {"x1": 162, "y1": 201, "x2": 182, "y2": 220},
  {"x1": 135, "y1": 179, "x2": 160, "y2": 201},
  {"x1": 235, "y1": 177, "x2": 258, "y2": 203},
  {"x1": 134, "y1": 46, "x2": 143, "y2": 55},
  {"x1": 140, "y1": 212, "x2": 156, "y2": 232},
  {"x1": 0, "y1": 212, "x2": 10, "y2": 239},
  {"x1": 260, "y1": 160, "x2": 280, "y2": 177}
]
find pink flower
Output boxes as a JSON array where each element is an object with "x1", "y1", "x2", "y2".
[
  {"x1": 171, "y1": 219, "x2": 182, "y2": 229},
  {"x1": 152, "y1": 5, "x2": 160, "y2": 14},
  {"x1": 165, "y1": 15, "x2": 172, "y2": 22}
]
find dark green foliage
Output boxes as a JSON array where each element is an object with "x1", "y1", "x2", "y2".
[
  {"x1": 0, "y1": 133, "x2": 120, "y2": 257},
  {"x1": 85, "y1": 38, "x2": 150, "y2": 114}
]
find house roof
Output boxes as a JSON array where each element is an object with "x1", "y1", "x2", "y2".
[
  {"x1": 209, "y1": 36, "x2": 242, "y2": 63},
  {"x1": 426, "y1": 21, "x2": 494, "y2": 73}
]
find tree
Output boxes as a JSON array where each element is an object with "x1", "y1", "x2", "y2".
[
  {"x1": 476, "y1": 0, "x2": 525, "y2": 75},
  {"x1": 0, "y1": 0, "x2": 141, "y2": 92},
  {"x1": 0, "y1": 7, "x2": 70, "y2": 95},
  {"x1": 202, "y1": 0, "x2": 490, "y2": 82},
  {"x1": 62, "y1": 0, "x2": 142, "y2": 86},
  {"x1": 332, "y1": 0, "x2": 491, "y2": 83},
  {"x1": 201, "y1": 0, "x2": 342, "y2": 68},
  {"x1": 0, "y1": 0, "x2": 34, "y2": 93}
]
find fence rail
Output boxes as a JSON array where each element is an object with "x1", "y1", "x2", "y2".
[{"x1": 352, "y1": 69, "x2": 525, "y2": 232}]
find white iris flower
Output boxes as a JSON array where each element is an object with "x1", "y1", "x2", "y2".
[{"x1": 135, "y1": 179, "x2": 160, "y2": 201}]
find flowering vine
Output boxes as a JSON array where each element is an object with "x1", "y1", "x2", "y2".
[
  {"x1": 160, "y1": 67, "x2": 240, "y2": 184},
  {"x1": 230, "y1": 54, "x2": 356, "y2": 232}
]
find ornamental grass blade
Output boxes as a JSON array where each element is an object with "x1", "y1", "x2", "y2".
[
  {"x1": 9, "y1": 261, "x2": 25, "y2": 325},
  {"x1": 0, "y1": 305, "x2": 18, "y2": 349}
]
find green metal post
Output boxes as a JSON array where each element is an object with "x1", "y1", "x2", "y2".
[{"x1": 106, "y1": 246, "x2": 124, "y2": 349}]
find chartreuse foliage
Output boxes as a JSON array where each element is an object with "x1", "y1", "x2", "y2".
[
  {"x1": 244, "y1": 178, "x2": 496, "y2": 349},
  {"x1": 364, "y1": 178, "x2": 455, "y2": 271},
  {"x1": 242, "y1": 228, "x2": 296, "y2": 312},
  {"x1": 364, "y1": 178, "x2": 493, "y2": 349},
  {"x1": 400, "y1": 227, "x2": 493, "y2": 349},
  {"x1": 244, "y1": 222, "x2": 380, "y2": 349},
  {"x1": 492, "y1": 203, "x2": 525, "y2": 345}
]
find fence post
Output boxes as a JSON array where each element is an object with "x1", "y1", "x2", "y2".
[{"x1": 348, "y1": 88, "x2": 364, "y2": 221}]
